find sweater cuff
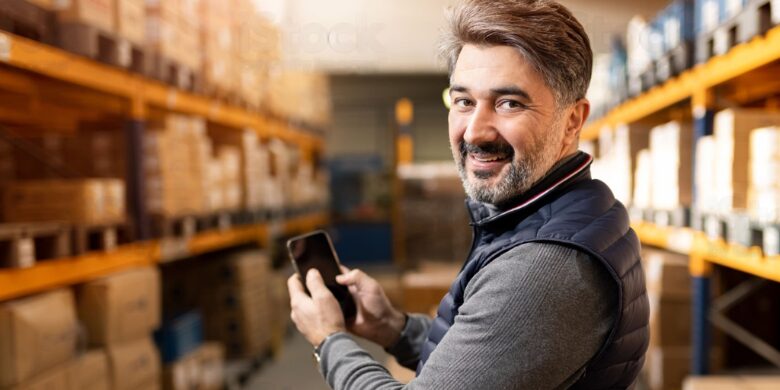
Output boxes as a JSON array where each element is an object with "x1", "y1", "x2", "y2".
[{"x1": 385, "y1": 313, "x2": 430, "y2": 369}]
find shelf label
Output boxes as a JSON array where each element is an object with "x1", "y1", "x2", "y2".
[{"x1": 0, "y1": 33, "x2": 10, "y2": 62}]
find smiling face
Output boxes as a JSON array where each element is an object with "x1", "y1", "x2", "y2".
[{"x1": 448, "y1": 44, "x2": 581, "y2": 207}]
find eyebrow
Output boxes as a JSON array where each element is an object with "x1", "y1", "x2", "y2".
[{"x1": 450, "y1": 84, "x2": 532, "y2": 101}]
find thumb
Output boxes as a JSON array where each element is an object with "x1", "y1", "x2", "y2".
[
  {"x1": 336, "y1": 269, "x2": 369, "y2": 289},
  {"x1": 306, "y1": 269, "x2": 331, "y2": 298}
]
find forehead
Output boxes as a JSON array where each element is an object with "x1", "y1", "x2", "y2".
[{"x1": 451, "y1": 44, "x2": 547, "y2": 95}]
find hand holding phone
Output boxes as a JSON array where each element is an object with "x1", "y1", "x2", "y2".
[{"x1": 287, "y1": 230, "x2": 357, "y2": 321}]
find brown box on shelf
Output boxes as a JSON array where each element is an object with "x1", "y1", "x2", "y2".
[
  {"x1": 650, "y1": 121, "x2": 694, "y2": 210},
  {"x1": 106, "y1": 337, "x2": 160, "y2": 390},
  {"x1": 77, "y1": 267, "x2": 161, "y2": 346},
  {"x1": 648, "y1": 293, "x2": 691, "y2": 348},
  {"x1": 684, "y1": 376, "x2": 780, "y2": 390},
  {"x1": 115, "y1": 0, "x2": 145, "y2": 45},
  {"x1": 57, "y1": 0, "x2": 115, "y2": 32},
  {"x1": 644, "y1": 346, "x2": 723, "y2": 390},
  {"x1": 2, "y1": 179, "x2": 125, "y2": 225},
  {"x1": 714, "y1": 109, "x2": 780, "y2": 212},
  {"x1": 643, "y1": 248, "x2": 690, "y2": 299},
  {"x1": 3, "y1": 361, "x2": 72, "y2": 390},
  {"x1": 0, "y1": 289, "x2": 79, "y2": 388},
  {"x1": 69, "y1": 350, "x2": 109, "y2": 390},
  {"x1": 401, "y1": 263, "x2": 460, "y2": 314},
  {"x1": 162, "y1": 342, "x2": 224, "y2": 390}
]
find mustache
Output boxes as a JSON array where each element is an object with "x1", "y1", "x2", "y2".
[{"x1": 459, "y1": 141, "x2": 514, "y2": 158}]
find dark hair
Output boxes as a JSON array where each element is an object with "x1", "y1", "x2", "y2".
[{"x1": 440, "y1": 0, "x2": 593, "y2": 106}]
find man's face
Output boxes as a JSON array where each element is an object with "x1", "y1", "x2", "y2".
[{"x1": 448, "y1": 44, "x2": 567, "y2": 207}]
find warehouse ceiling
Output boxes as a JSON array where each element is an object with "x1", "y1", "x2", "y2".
[{"x1": 257, "y1": 0, "x2": 670, "y2": 73}]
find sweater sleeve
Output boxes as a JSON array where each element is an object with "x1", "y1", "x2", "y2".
[{"x1": 319, "y1": 242, "x2": 617, "y2": 390}]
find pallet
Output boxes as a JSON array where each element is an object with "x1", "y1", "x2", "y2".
[
  {"x1": 72, "y1": 221, "x2": 130, "y2": 255},
  {"x1": 145, "y1": 52, "x2": 202, "y2": 92},
  {"x1": 0, "y1": 222, "x2": 70, "y2": 268},
  {"x1": 696, "y1": 0, "x2": 780, "y2": 64},
  {"x1": 151, "y1": 210, "x2": 249, "y2": 239},
  {"x1": 58, "y1": 23, "x2": 146, "y2": 73},
  {"x1": 201, "y1": 84, "x2": 245, "y2": 109},
  {"x1": 636, "y1": 207, "x2": 691, "y2": 228},
  {"x1": 0, "y1": 0, "x2": 56, "y2": 45}
]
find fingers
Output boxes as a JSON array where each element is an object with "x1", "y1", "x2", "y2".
[
  {"x1": 305, "y1": 269, "x2": 331, "y2": 299},
  {"x1": 335, "y1": 268, "x2": 366, "y2": 286}
]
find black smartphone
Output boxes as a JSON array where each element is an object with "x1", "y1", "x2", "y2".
[{"x1": 286, "y1": 230, "x2": 357, "y2": 321}]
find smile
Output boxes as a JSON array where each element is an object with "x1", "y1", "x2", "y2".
[{"x1": 471, "y1": 154, "x2": 510, "y2": 163}]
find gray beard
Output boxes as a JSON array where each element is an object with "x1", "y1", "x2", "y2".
[{"x1": 454, "y1": 138, "x2": 554, "y2": 208}]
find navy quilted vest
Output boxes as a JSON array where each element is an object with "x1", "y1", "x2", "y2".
[{"x1": 416, "y1": 153, "x2": 649, "y2": 389}]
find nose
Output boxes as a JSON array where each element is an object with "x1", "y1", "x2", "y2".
[{"x1": 463, "y1": 104, "x2": 499, "y2": 146}]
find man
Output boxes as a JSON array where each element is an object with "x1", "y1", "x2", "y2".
[{"x1": 288, "y1": 0, "x2": 649, "y2": 388}]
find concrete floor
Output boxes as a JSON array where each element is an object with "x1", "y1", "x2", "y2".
[{"x1": 245, "y1": 330, "x2": 391, "y2": 389}]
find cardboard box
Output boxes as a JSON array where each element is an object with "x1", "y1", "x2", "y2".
[
  {"x1": 401, "y1": 263, "x2": 459, "y2": 314},
  {"x1": 714, "y1": 109, "x2": 780, "y2": 213},
  {"x1": 2, "y1": 179, "x2": 125, "y2": 224},
  {"x1": 162, "y1": 342, "x2": 224, "y2": 390},
  {"x1": 645, "y1": 346, "x2": 723, "y2": 390},
  {"x1": 648, "y1": 293, "x2": 691, "y2": 348},
  {"x1": 650, "y1": 121, "x2": 693, "y2": 209},
  {"x1": 115, "y1": 0, "x2": 145, "y2": 44},
  {"x1": 69, "y1": 350, "x2": 110, "y2": 390},
  {"x1": 106, "y1": 338, "x2": 161, "y2": 390},
  {"x1": 58, "y1": 0, "x2": 115, "y2": 32},
  {"x1": 4, "y1": 361, "x2": 71, "y2": 390},
  {"x1": 643, "y1": 249, "x2": 690, "y2": 299},
  {"x1": 684, "y1": 375, "x2": 780, "y2": 390},
  {"x1": 77, "y1": 267, "x2": 161, "y2": 346},
  {"x1": 0, "y1": 289, "x2": 78, "y2": 387}
]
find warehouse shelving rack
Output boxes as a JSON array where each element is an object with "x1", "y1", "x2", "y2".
[
  {"x1": 583, "y1": 23, "x2": 780, "y2": 376},
  {"x1": 0, "y1": 32, "x2": 328, "y2": 301}
]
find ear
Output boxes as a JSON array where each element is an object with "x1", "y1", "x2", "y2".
[{"x1": 562, "y1": 98, "x2": 590, "y2": 148}]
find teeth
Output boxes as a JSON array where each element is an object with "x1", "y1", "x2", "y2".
[{"x1": 473, "y1": 155, "x2": 506, "y2": 162}]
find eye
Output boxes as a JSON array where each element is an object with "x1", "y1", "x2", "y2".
[
  {"x1": 497, "y1": 99, "x2": 526, "y2": 110},
  {"x1": 452, "y1": 97, "x2": 474, "y2": 109}
]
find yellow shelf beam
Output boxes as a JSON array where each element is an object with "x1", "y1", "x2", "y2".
[
  {"x1": 0, "y1": 243, "x2": 155, "y2": 301},
  {"x1": 0, "y1": 32, "x2": 321, "y2": 147},
  {"x1": 633, "y1": 220, "x2": 780, "y2": 283},
  {"x1": 583, "y1": 25, "x2": 780, "y2": 140},
  {"x1": 0, "y1": 212, "x2": 329, "y2": 302}
]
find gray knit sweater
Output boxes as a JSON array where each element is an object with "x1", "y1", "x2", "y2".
[{"x1": 319, "y1": 242, "x2": 617, "y2": 389}]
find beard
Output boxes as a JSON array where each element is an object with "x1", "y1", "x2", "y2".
[{"x1": 454, "y1": 131, "x2": 559, "y2": 208}]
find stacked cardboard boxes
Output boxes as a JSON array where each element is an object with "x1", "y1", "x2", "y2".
[
  {"x1": 214, "y1": 146, "x2": 242, "y2": 211},
  {"x1": 201, "y1": 0, "x2": 236, "y2": 93},
  {"x1": 266, "y1": 70, "x2": 332, "y2": 129},
  {"x1": 233, "y1": 1, "x2": 280, "y2": 109},
  {"x1": 57, "y1": 0, "x2": 115, "y2": 32},
  {"x1": 712, "y1": 109, "x2": 780, "y2": 215},
  {"x1": 198, "y1": 249, "x2": 273, "y2": 358},
  {"x1": 749, "y1": 126, "x2": 780, "y2": 222},
  {"x1": 115, "y1": 0, "x2": 145, "y2": 45},
  {"x1": 590, "y1": 124, "x2": 652, "y2": 207},
  {"x1": 642, "y1": 248, "x2": 722, "y2": 390},
  {"x1": 645, "y1": 121, "x2": 693, "y2": 210},
  {"x1": 210, "y1": 130, "x2": 271, "y2": 210},
  {"x1": 146, "y1": 0, "x2": 201, "y2": 72},
  {"x1": 145, "y1": 115, "x2": 211, "y2": 217},
  {"x1": 162, "y1": 342, "x2": 224, "y2": 390},
  {"x1": 0, "y1": 289, "x2": 80, "y2": 389},
  {"x1": 76, "y1": 267, "x2": 162, "y2": 390},
  {"x1": 2, "y1": 179, "x2": 125, "y2": 224}
]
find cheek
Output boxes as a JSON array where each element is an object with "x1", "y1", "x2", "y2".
[{"x1": 448, "y1": 112, "x2": 465, "y2": 147}]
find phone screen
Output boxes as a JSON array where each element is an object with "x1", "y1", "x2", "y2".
[{"x1": 287, "y1": 231, "x2": 357, "y2": 320}]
